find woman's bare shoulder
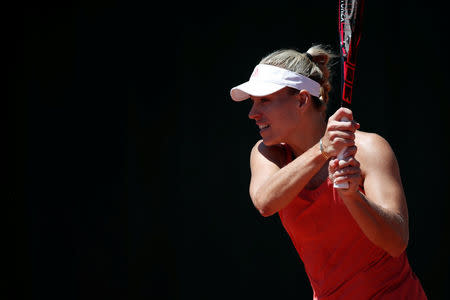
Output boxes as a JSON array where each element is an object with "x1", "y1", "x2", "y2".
[
  {"x1": 250, "y1": 140, "x2": 288, "y2": 169},
  {"x1": 355, "y1": 130, "x2": 399, "y2": 175},
  {"x1": 355, "y1": 130, "x2": 393, "y2": 156}
]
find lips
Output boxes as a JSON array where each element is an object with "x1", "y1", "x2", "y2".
[{"x1": 256, "y1": 123, "x2": 270, "y2": 133}]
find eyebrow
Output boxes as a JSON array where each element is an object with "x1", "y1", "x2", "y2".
[{"x1": 251, "y1": 96, "x2": 268, "y2": 102}]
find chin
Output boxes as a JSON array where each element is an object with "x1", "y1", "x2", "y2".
[{"x1": 261, "y1": 135, "x2": 282, "y2": 146}]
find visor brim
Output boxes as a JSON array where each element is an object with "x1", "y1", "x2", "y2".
[{"x1": 230, "y1": 81, "x2": 286, "y2": 102}]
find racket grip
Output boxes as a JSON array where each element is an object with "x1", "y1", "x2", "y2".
[{"x1": 333, "y1": 117, "x2": 350, "y2": 189}]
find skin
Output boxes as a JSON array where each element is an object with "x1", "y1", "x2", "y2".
[{"x1": 248, "y1": 87, "x2": 409, "y2": 257}]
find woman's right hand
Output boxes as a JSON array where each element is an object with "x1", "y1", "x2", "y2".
[{"x1": 321, "y1": 107, "x2": 360, "y2": 158}]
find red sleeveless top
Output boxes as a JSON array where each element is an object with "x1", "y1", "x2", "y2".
[{"x1": 278, "y1": 145, "x2": 427, "y2": 299}]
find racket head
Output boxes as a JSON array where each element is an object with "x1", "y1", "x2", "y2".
[{"x1": 338, "y1": 0, "x2": 365, "y2": 106}]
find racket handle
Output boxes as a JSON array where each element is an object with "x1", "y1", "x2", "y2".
[{"x1": 333, "y1": 117, "x2": 350, "y2": 189}]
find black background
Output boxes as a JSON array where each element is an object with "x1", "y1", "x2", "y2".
[{"x1": 8, "y1": 1, "x2": 450, "y2": 299}]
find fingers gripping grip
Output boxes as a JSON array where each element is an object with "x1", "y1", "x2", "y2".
[{"x1": 333, "y1": 117, "x2": 350, "y2": 189}]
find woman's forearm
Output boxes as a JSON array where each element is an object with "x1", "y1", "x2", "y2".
[
  {"x1": 342, "y1": 191, "x2": 409, "y2": 257},
  {"x1": 252, "y1": 143, "x2": 327, "y2": 216}
]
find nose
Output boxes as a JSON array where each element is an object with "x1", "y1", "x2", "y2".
[{"x1": 248, "y1": 102, "x2": 261, "y2": 120}]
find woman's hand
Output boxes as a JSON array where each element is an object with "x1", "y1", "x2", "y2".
[
  {"x1": 321, "y1": 108, "x2": 360, "y2": 158},
  {"x1": 328, "y1": 148, "x2": 362, "y2": 195}
]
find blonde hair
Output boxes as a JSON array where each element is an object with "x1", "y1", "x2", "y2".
[{"x1": 259, "y1": 45, "x2": 337, "y2": 110}]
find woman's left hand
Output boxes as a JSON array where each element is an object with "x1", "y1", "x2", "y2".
[{"x1": 328, "y1": 153, "x2": 363, "y2": 196}]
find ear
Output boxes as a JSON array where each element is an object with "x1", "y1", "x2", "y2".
[{"x1": 296, "y1": 90, "x2": 311, "y2": 108}]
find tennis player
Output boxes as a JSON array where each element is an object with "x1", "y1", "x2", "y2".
[{"x1": 231, "y1": 45, "x2": 427, "y2": 299}]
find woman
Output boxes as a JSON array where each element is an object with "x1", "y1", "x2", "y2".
[{"x1": 230, "y1": 45, "x2": 427, "y2": 299}]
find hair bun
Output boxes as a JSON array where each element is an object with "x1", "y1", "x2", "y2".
[
  {"x1": 305, "y1": 45, "x2": 338, "y2": 105},
  {"x1": 306, "y1": 50, "x2": 329, "y2": 67}
]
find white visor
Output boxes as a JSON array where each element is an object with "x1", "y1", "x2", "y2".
[{"x1": 230, "y1": 64, "x2": 321, "y2": 101}]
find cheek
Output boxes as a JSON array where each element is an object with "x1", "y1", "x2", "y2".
[
  {"x1": 278, "y1": 104, "x2": 300, "y2": 125},
  {"x1": 267, "y1": 109, "x2": 300, "y2": 137},
  {"x1": 262, "y1": 99, "x2": 300, "y2": 127},
  {"x1": 270, "y1": 101, "x2": 297, "y2": 117}
]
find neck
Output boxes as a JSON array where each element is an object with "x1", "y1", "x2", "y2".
[{"x1": 288, "y1": 111, "x2": 327, "y2": 158}]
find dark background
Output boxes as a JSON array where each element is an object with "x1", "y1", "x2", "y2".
[{"x1": 8, "y1": 1, "x2": 449, "y2": 299}]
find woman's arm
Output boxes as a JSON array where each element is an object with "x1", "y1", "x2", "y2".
[
  {"x1": 250, "y1": 108, "x2": 358, "y2": 217},
  {"x1": 330, "y1": 132, "x2": 409, "y2": 257},
  {"x1": 249, "y1": 140, "x2": 328, "y2": 217}
]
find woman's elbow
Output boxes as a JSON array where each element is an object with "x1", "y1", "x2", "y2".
[
  {"x1": 251, "y1": 195, "x2": 277, "y2": 217},
  {"x1": 258, "y1": 206, "x2": 276, "y2": 217},
  {"x1": 388, "y1": 245, "x2": 407, "y2": 258},
  {"x1": 387, "y1": 235, "x2": 409, "y2": 258},
  {"x1": 255, "y1": 201, "x2": 276, "y2": 217}
]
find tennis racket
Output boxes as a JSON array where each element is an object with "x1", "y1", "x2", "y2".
[{"x1": 334, "y1": 0, "x2": 365, "y2": 189}]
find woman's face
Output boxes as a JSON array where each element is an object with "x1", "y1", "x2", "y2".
[{"x1": 248, "y1": 88, "x2": 301, "y2": 145}]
